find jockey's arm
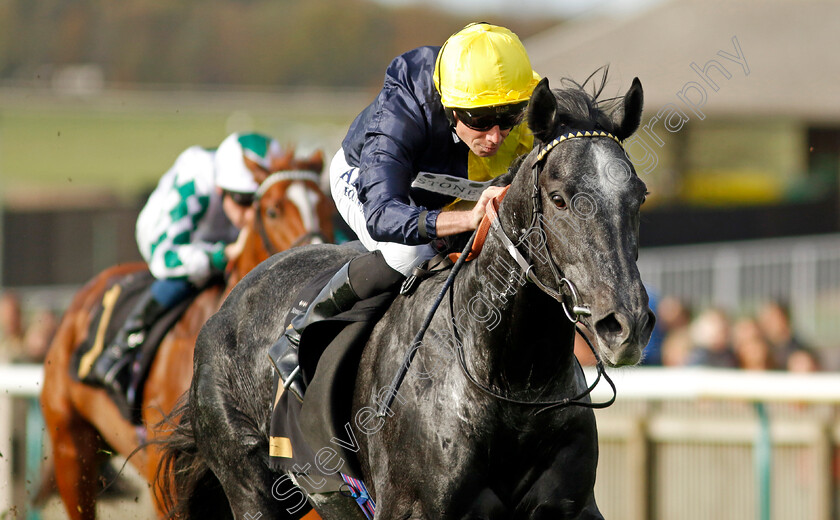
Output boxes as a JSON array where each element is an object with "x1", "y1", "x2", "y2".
[
  {"x1": 144, "y1": 178, "x2": 229, "y2": 285},
  {"x1": 434, "y1": 185, "x2": 506, "y2": 237},
  {"x1": 223, "y1": 226, "x2": 251, "y2": 263}
]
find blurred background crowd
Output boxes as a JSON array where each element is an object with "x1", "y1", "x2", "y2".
[
  {"x1": 570, "y1": 294, "x2": 831, "y2": 373},
  {"x1": 642, "y1": 296, "x2": 823, "y2": 372},
  {"x1": 0, "y1": 291, "x2": 57, "y2": 365},
  {"x1": 4, "y1": 284, "x2": 830, "y2": 373}
]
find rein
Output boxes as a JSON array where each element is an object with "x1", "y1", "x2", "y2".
[
  {"x1": 378, "y1": 129, "x2": 624, "y2": 416},
  {"x1": 253, "y1": 170, "x2": 326, "y2": 255},
  {"x1": 449, "y1": 287, "x2": 616, "y2": 413}
]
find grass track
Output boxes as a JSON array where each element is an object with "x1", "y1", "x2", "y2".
[{"x1": 0, "y1": 86, "x2": 371, "y2": 202}]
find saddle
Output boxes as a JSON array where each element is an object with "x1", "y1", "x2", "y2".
[
  {"x1": 267, "y1": 254, "x2": 453, "y2": 484},
  {"x1": 71, "y1": 271, "x2": 197, "y2": 423}
]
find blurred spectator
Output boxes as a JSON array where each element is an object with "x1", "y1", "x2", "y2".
[
  {"x1": 757, "y1": 300, "x2": 809, "y2": 369},
  {"x1": 686, "y1": 308, "x2": 739, "y2": 368},
  {"x1": 786, "y1": 348, "x2": 821, "y2": 373},
  {"x1": 731, "y1": 317, "x2": 774, "y2": 370},
  {"x1": 641, "y1": 286, "x2": 663, "y2": 365},
  {"x1": 574, "y1": 324, "x2": 598, "y2": 367},
  {"x1": 22, "y1": 308, "x2": 59, "y2": 363},
  {"x1": 0, "y1": 290, "x2": 26, "y2": 362},
  {"x1": 658, "y1": 296, "x2": 693, "y2": 367}
]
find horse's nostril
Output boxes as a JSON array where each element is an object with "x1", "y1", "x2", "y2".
[
  {"x1": 595, "y1": 313, "x2": 623, "y2": 339},
  {"x1": 640, "y1": 309, "x2": 656, "y2": 345},
  {"x1": 645, "y1": 310, "x2": 657, "y2": 331}
]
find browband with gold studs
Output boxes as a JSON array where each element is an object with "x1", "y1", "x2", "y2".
[{"x1": 536, "y1": 130, "x2": 624, "y2": 162}]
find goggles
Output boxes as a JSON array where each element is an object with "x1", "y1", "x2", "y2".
[
  {"x1": 224, "y1": 190, "x2": 256, "y2": 207},
  {"x1": 453, "y1": 101, "x2": 528, "y2": 132}
]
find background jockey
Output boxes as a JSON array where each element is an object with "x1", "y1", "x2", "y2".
[
  {"x1": 271, "y1": 22, "x2": 540, "y2": 396},
  {"x1": 86, "y1": 132, "x2": 285, "y2": 399}
]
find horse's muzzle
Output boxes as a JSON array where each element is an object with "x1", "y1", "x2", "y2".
[{"x1": 593, "y1": 308, "x2": 655, "y2": 366}]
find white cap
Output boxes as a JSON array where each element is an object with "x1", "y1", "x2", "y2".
[{"x1": 214, "y1": 132, "x2": 282, "y2": 193}]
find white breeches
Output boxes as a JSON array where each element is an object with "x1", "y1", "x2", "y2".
[{"x1": 329, "y1": 149, "x2": 436, "y2": 276}]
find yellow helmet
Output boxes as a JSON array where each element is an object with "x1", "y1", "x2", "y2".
[{"x1": 434, "y1": 23, "x2": 540, "y2": 109}]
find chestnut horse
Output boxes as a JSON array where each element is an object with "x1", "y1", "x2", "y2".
[{"x1": 40, "y1": 148, "x2": 334, "y2": 520}]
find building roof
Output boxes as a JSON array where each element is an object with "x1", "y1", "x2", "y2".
[{"x1": 525, "y1": 0, "x2": 840, "y2": 121}]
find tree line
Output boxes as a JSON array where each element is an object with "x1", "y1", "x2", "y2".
[{"x1": 0, "y1": 0, "x2": 558, "y2": 88}]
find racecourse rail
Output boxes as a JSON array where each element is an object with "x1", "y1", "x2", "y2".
[{"x1": 2, "y1": 365, "x2": 839, "y2": 519}]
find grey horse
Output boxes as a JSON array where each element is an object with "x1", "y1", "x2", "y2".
[{"x1": 159, "y1": 73, "x2": 654, "y2": 520}]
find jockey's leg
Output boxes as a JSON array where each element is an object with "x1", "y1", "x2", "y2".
[
  {"x1": 84, "y1": 278, "x2": 191, "y2": 406},
  {"x1": 326, "y1": 148, "x2": 436, "y2": 277},
  {"x1": 269, "y1": 250, "x2": 403, "y2": 398},
  {"x1": 268, "y1": 150, "x2": 436, "y2": 398}
]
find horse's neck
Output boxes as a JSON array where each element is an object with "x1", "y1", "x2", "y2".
[
  {"x1": 226, "y1": 232, "x2": 269, "y2": 287},
  {"x1": 452, "y1": 240, "x2": 578, "y2": 393}
]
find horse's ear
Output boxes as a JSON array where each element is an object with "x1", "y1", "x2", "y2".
[
  {"x1": 293, "y1": 149, "x2": 324, "y2": 173},
  {"x1": 244, "y1": 157, "x2": 268, "y2": 184},
  {"x1": 527, "y1": 77, "x2": 558, "y2": 144},
  {"x1": 271, "y1": 148, "x2": 295, "y2": 173},
  {"x1": 613, "y1": 77, "x2": 644, "y2": 140}
]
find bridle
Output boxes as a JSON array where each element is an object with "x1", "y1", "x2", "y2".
[
  {"x1": 378, "y1": 130, "x2": 624, "y2": 417},
  {"x1": 497, "y1": 129, "x2": 625, "y2": 321},
  {"x1": 253, "y1": 170, "x2": 328, "y2": 255},
  {"x1": 451, "y1": 130, "x2": 626, "y2": 412}
]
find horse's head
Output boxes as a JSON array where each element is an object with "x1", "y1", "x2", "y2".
[
  {"x1": 256, "y1": 150, "x2": 335, "y2": 251},
  {"x1": 503, "y1": 74, "x2": 654, "y2": 366},
  {"x1": 230, "y1": 149, "x2": 334, "y2": 279}
]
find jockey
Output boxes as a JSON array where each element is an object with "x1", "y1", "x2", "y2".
[
  {"x1": 271, "y1": 23, "x2": 540, "y2": 396},
  {"x1": 87, "y1": 132, "x2": 284, "y2": 398}
]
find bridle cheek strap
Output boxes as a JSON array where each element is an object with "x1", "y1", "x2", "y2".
[
  {"x1": 444, "y1": 173, "x2": 587, "y2": 321},
  {"x1": 446, "y1": 130, "x2": 622, "y2": 319}
]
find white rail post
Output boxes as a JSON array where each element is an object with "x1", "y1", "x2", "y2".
[
  {"x1": 0, "y1": 392, "x2": 11, "y2": 515},
  {"x1": 0, "y1": 364, "x2": 44, "y2": 516},
  {"x1": 814, "y1": 419, "x2": 832, "y2": 520},
  {"x1": 626, "y1": 416, "x2": 650, "y2": 520}
]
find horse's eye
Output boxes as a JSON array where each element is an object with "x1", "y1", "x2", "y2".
[
  {"x1": 551, "y1": 194, "x2": 567, "y2": 209},
  {"x1": 266, "y1": 205, "x2": 282, "y2": 219}
]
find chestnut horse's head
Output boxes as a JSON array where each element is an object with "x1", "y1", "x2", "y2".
[{"x1": 229, "y1": 148, "x2": 334, "y2": 281}]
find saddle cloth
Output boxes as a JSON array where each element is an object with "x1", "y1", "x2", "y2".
[
  {"x1": 268, "y1": 266, "x2": 395, "y2": 480},
  {"x1": 70, "y1": 271, "x2": 196, "y2": 423}
]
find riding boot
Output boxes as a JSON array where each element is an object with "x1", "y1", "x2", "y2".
[
  {"x1": 86, "y1": 289, "x2": 167, "y2": 402},
  {"x1": 268, "y1": 250, "x2": 405, "y2": 400},
  {"x1": 268, "y1": 262, "x2": 360, "y2": 399}
]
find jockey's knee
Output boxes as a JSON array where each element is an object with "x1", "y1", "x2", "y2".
[
  {"x1": 150, "y1": 278, "x2": 195, "y2": 308},
  {"x1": 377, "y1": 244, "x2": 436, "y2": 277},
  {"x1": 348, "y1": 251, "x2": 404, "y2": 299}
]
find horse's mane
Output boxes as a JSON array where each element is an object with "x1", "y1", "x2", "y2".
[{"x1": 552, "y1": 66, "x2": 622, "y2": 135}]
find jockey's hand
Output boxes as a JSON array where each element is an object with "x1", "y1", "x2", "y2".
[
  {"x1": 435, "y1": 185, "x2": 507, "y2": 237},
  {"x1": 470, "y1": 186, "x2": 506, "y2": 229},
  {"x1": 224, "y1": 227, "x2": 251, "y2": 263}
]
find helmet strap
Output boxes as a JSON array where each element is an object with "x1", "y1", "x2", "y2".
[{"x1": 443, "y1": 107, "x2": 457, "y2": 128}]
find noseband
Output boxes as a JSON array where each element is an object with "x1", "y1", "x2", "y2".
[{"x1": 254, "y1": 170, "x2": 326, "y2": 255}]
